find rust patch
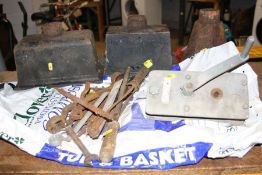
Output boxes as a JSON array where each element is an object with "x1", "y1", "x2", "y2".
[
  {"x1": 41, "y1": 22, "x2": 63, "y2": 37},
  {"x1": 211, "y1": 88, "x2": 223, "y2": 99},
  {"x1": 186, "y1": 82, "x2": 193, "y2": 89}
]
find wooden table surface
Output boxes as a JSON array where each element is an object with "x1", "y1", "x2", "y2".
[{"x1": 0, "y1": 62, "x2": 261, "y2": 175}]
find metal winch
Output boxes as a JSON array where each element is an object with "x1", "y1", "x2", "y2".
[{"x1": 146, "y1": 36, "x2": 255, "y2": 125}]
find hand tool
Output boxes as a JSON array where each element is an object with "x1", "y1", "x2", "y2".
[
  {"x1": 55, "y1": 88, "x2": 112, "y2": 121},
  {"x1": 47, "y1": 104, "x2": 98, "y2": 165},
  {"x1": 86, "y1": 79, "x2": 123, "y2": 138},
  {"x1": 86, "y1": 63, "x2": 151, "y2": 139},
  {"x1": 65, "y1": 125, "x2": 98, "y2": 166},
  {"x1": 99, "y1": 67, "x2": 131, "y2": 163},
  {"x1": 48, "y1": 92, "x2": 109, "y2": 147},
  {"x1": 48, "y1": 72, "x2": 123, "y2": 146}
]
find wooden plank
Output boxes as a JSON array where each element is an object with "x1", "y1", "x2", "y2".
[{"x1": 0, "y1": 140, "x2": 261, "y2": 175}]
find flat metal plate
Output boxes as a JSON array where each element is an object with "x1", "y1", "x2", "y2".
[
  {"x1": 145, "y1": 115, "x2": 245, "y2": 125},
  {"x1": 146, "y1": 70, "x2": 249, "y2": 121}
]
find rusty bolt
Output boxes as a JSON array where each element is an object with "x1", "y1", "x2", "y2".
[
  {"x1": 186, "y1": 82, "x2": 193, "y2": 89},
  {"x1": 210, "y1": 88, "x2": 223, "y2": 99}
]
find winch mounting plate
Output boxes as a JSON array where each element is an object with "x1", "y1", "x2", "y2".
[{"x1": 146, "y1": 70, "x2": 249, "y2": 122}]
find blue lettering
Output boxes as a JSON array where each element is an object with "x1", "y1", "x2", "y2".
[
  {"x1": 42, "y1": 119, "x2": 47, "y2": 130},
  {"x1": 48, "y1": 111, "x2": 60, "y2": 119},
  {"x1": 67, "y1": 154, "x2": 82, "y2": 162},
  {"x1": 186, "y1": 147, "x2": 196, "y2": 161},
  {"x1": 68, "y1": 85, "x2": 81, "y2": 93},
  {"x1": 57, "y1": 152, "x2": 69, "y2": 161},
  {"x1": 48, "y1": 97, "x2": 59, "y2": 106}
]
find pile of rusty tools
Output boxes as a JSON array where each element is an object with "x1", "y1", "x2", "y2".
[{"x1": 46, "y1": 61, "x2": 152, "y2": 165}]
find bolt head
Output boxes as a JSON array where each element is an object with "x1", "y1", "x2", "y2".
[
  {"x1": 210, "y1": 88, "x2": 223, "y2": 99},
  {"x1": 186, "y1": 82, "x2": 193, "y2": 89},
  {"x1": 185, "y1": 74, "x2": 191, "y2": 80},
  {"x1": 149, "y1": 86, "x2": 160, "y2": 95}
]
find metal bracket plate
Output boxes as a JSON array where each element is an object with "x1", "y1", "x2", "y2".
[{"x1": 146, "y1": 70, "x2": 249, "y2": 121}]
